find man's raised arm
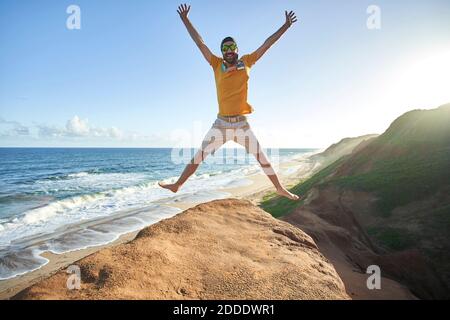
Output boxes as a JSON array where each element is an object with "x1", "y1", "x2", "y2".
[
  {"x1": 251, "y1": 10, "x2": 298, "y2": 63},
  {"x1": 177, "y1": 3, "x2": 213, "y2": 64}
]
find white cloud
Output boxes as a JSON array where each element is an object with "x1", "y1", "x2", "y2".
[
  {"x1": 108, "y1": 127, "x2": 123, "y2": 139},
  {"x1": 37, "y1": 124, "x2": 64, "y2": 138},
  {"x1": 66, "y1": 116, "x2": 90, "y2": 136},
  {"x1": 33, "y1": 116, "x2": 123, "y2": 139},
  {"x1": 0, "y1": 115, "x2": 184, "y2": 147},
  {"x1": 0, "y1": 117, "x2": 30, "y2": 137}
]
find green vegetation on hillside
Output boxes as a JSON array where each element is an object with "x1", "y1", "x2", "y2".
[
  {"x1": 261, "y1": 158, "x2": 344, "y2": 217},
  {"x1": 262, "y1": 104, "x2": 450, "y2": 218},
  {"x1": 331, "y1": 147, "x2": 450, "y2": 216},
  {"x1": 366, "y1": 226, "x2": 417, "y2": 251}
]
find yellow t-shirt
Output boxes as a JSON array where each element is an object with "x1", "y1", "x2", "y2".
[{"x1": 209, "y1": 52, "x2": 258, "y2": 116}]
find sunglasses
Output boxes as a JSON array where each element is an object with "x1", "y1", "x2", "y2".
[{"x1": 221, "y1": 43, "x2": 238, "y2": 53}]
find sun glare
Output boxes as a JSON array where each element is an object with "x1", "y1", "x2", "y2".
[{"x1": 388, "y1": 48, "x2": 450, "y2": 109}]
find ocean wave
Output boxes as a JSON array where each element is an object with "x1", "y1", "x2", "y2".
[
  {"x1": 67, "y1": 171, "x2": 90, "y2": 178},
  {"x1": 0, "y1": 154, "x2": 301, "y2": 241},
  {"x1": 38, "y1": 170, "x2": 94, "y2": 181},
  {"x1": 0, "y1": 247, "x2": 49, "y2": 281},
  {"x1": 168, "y1": 190, "x2": 230, "y2": 204},
  {"x1": 1, "y1": 181, "x2": 162, "y2": 233},
  {"x1": 0, "y1": 193, "x2": 47, "y2": 205},
  {"x1": 0, "y1": 205, "x2": 180, "y2": 280},
  {"x1": 32, "y1": 171, "x2": 149, "y2": 197},
  {"x1": 0, "y1": 166, "x2": 254, "y2": 246}
]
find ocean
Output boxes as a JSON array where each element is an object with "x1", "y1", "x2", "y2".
[{"x1": 0, "y1": 147, "x2": 315, "y2": 280}]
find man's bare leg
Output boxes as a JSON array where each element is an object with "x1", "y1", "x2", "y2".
[
  {"x1": 236, "y1": 129, "x2": 300, "y2": 201},
  {"x1": 158, "y1": 152, "x2": 202, "y2": 193},
  {"x1": 256, "y1": 152, "x2": 300, "y2": 201},
  {"x1": 159, "y1": 127, "x2": 227, "y2": 193}
]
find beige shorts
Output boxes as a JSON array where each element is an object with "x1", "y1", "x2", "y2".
[
  {"x1": 192, "y1": 117, "x2": 275, "y2": 175},
  {"x1": 200, "y1": 117, "x2": 262, "y2": 156}
]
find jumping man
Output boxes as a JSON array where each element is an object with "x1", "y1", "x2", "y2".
[{"x1": 159, "y1": 3, "x2": 300, "y2": 201}]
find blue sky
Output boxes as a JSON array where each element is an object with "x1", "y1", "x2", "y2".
[{"x1": 1, "y1": 0, "x2": 450, "y2": 147}]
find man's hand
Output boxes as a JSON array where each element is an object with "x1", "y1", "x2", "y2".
[
  {"x1": 249, "y1": 10, "x2": 298, "y2": 65},
  {"x1": 177, "y1": 3, "x2": 191, "y2": 20},
  {"x1": 284, "y1": 10, "x2": 298, "y2": 27},
  {"x1": 177, "y1": 3, "x2": 213, "y2": 65}
]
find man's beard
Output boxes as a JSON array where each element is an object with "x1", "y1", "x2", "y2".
[{"x1": 224, "y1": 53, "x2": 238, "y2": 65}]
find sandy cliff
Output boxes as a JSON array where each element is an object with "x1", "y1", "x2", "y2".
[{"x1": 14, "y1": 199, "x2": 349, "y2": 300}]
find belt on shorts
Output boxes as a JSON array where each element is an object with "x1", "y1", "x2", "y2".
[{"x1": 217, "y1": 114, "x2": 247, "y2": 123}]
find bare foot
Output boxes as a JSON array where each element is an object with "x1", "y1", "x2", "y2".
[
  {"x1": 158, "y1": 181, "x2": 180, "y2": 193},
  {"x1": 276, "y1": 188, "x2": 300, "y2": 201}
]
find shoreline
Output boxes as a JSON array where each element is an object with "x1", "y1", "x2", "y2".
[{"x1": 0, "y1": 154, "x2": 317, "y2": 299}]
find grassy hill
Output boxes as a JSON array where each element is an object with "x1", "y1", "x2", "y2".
[
  {"x1": 311, "y1": 134, "x2": 378, "y2": 168},
  {"x1": 262, "y1": 103, "x2": 450, "y2": 298}
]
